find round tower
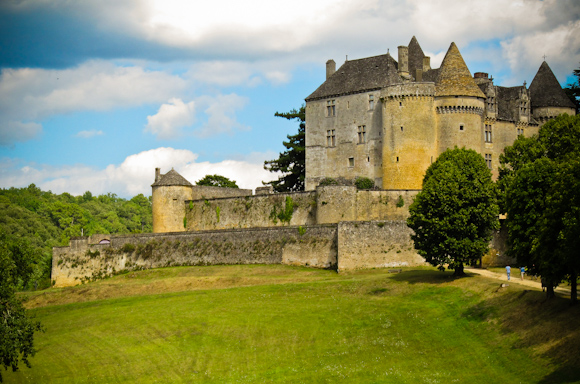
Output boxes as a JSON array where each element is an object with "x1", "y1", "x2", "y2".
[
  {"x1": 381, "y1": 82, "x2": 437, "y2": 190},
  {"x1": 434, "y1": 42, "x2": 486, "y2": 154},
  {"x1": 529, "y1": 61, "x2": 577, "y2": 125},
  {"x1": 151, "y1": 168, "x2": 193, "y2": 233}
]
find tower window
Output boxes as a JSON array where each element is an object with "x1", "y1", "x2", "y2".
[
  {"x1": 358, "y1": 125, "x2": 366, "y2": 144},
  {"x1": 485, "y1": 154, "x2": 492, "y2": 169},
  {"x1": 400, "y1": 126, "x2": 404, "y2": 132},
  {"x1": 459, "y1": 125, "x2": 464, "y2": 131},
  {"x1": 348, "y1": 157, "x2": 355, "y2": 167},
  {"x1": 326, "y1": 130, "x2": 336, "y2": 147},
  {"x1": 369, "y1": 95, "x2": 375, "y2": 110},
  {"x1": 517, "y1": 127, "x2": 524, "y2": 136},
  {"x1": 399, "y1": 102, "x2": 402, "y2": 107},
  {"x1": 396, "y1": 157, "x2": 399, "y2": 162},
  {"x1": 485, "y1": 124, "x2": 492, "y2": 143},
  {"x1": 326, "y1": 100, "x2": 336, "y2": 116}
]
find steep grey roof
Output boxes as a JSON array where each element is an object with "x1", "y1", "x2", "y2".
[
  {"x1": 305, "y1": 54, "x2": 400, "y2": 101},
  {"x1": 422, "y1": 68, "x2": 440, "y2": 82},
  {"x1": 151, "y1": 169, "x2": 193, "y2": 187},
  {"x1": 496, "y1": 86, "x2": 525, "y2": 122},
  {"x1": 529, "y1": 61, "x2": 575, "y2": 109},
  {"x1": 408, "y1": 36, "x2": 425, "y2": 79}
]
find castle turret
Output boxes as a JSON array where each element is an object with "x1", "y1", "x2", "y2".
[
  {"x1": 435, "y1": 42, "x2": 486, "y2": 155},
  {"x1": 529, "y1": 61, "x2": 576, "y2": 124},
  {"x1": 151, "y1": 168, "x2": 193, "y2": 233}
]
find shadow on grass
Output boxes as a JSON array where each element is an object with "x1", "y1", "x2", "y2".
[
  {"x1": 389, "y1": 268, "x2": 477, "y2": 285},
  {"x1": 461, "y1": 288, "x2": 580, "y2": 383}
]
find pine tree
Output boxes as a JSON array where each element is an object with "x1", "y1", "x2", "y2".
[{"x1": 263, "y1": 106, "x2": 305, "y2": 192}]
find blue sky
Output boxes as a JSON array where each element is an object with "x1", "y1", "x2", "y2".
[{"x1": 1, "y1": 0, "x2": 579, "y2": 198}]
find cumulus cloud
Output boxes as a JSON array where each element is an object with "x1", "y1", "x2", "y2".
[
  {"x1": 0, "y1": 147, "x2": 279, "y2": 197},
  {"x1": 75, "y1": 130, "x2": 104, "y2": 138},
  {"x1": 195, "y1": 94, "x2": 250, "y2": 138},
  {"x1": 0, "y1": 61, "x2": 187, "y2": 144},
  {"x1": 145, "y1": 98, "x2": 196, "y2": 140}
]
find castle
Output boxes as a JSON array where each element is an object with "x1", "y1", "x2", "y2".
[
  {"x1": 51, "y1": 37, "x2": 575, "y2": 287},
  {"x1": 304, "y1": 37, "x2": 576, "y2": 190}
]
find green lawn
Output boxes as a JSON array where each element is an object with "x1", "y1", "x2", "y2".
[{"x1": 5, "y1": 265, "x2": 580, "y2": 383}]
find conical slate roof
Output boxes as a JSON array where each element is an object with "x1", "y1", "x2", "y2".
[
  {"x1": 408, "y1": 36, "x2": 425, "y2": 78},
  {"x1": 305, "y1": 53, "x2": 400, "y2": 101},
  {"x1": 529, "y1": 61, "x2": 575, "y2": 109},
  {"x1": 151, "y1": 169, "x2": 193, "y2": 187},
  {"x1": 435, "y1": 42, "x2": 485, "y2": 98}
]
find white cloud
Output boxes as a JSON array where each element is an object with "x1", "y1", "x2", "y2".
[
  {"x1": 195, "y1": 94, "x2": 250, "y2": 138},
  {"x1": 145, "y1": 98, "x2": 196, "y2": 140},
  {"x1": 75, "y1": 130, "x2": 104, "y2": 139},
  {"x1": 0, "y1": 121, "x2": 42, "y2": 146},
  {"x1": 0, "y1": 147, "x2": 279, "y2": 197},
  {"x1": 0, "y1": 61, "x2": 187, "y2": 145}
]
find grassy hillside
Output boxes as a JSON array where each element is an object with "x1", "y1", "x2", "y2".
[{"x1": 6, "y1": 265, "x2": 580, "y2": 383}]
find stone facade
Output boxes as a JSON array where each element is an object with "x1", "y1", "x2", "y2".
[{"x1": 304, "y1": 37, "x2": 576, "y2": 190}]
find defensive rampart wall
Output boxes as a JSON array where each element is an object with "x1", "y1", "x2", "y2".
[
  {"x1": 52, "y1": 220, "x2": 431, "y2": 287},
  {"x1": 184, "y1": 186, "x2": 419, "y2": 231}
]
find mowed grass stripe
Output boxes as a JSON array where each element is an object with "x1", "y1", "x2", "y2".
[{"x1": 5, "y1": 266, "x2": 576, "y2": 383}]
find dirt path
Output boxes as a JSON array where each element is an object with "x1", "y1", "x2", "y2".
[{"x1": 465, "y1": 267, "x2": 572, "y2": 295}]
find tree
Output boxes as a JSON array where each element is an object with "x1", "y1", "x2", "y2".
[
  {"x1": 564, "y1": 63, "x2": 580, "y2": 114},
  {"x1": 263, "y1": 106, "x2": 305, "y2": 192},
  {"x1": 0, "y1": 232, "x2": 43, "y2": 381},
  {"x1": 407, "y1": 148, "x2": 499, "y2": 276},
  {"x1": 500, "y1": 114, "x2": 580, "y2": 301},
  {"x1": 196, "y1": 175, "x2": 239, "y2": 189}
]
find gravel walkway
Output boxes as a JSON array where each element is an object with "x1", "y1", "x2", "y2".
[{"x1": 465, "y1": 267, "x2": 572, "y2": 295}]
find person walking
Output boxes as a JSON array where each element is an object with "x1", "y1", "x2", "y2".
[
  {"x1": 520, "y1": 266, "x2": 525, "y2": 280},
  {"x1": 506, "y1": 265, "x2": 511, "y2": 281}
]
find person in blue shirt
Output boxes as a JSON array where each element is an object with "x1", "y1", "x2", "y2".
[
  {"x1": 520, "y1": 266, "x2": 525, "y2": 280},
  {"x1": 506, "y1": 265, "x2": 511, "y2": 281}
]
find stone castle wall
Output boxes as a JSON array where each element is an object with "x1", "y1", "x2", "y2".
[
  {"x1": 52, "y1": 224, "x2": 340, "y2": 287},
  {"x1": 183, "y1": 186, "x2": 419, "y2": 231},
  {"x1": 52, "y1": 220, "x2": 432, "y2": 287}
]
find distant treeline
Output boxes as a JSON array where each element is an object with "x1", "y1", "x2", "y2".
[{"x1": 0, "y1": 184, "x2": 152, "y2": 290}]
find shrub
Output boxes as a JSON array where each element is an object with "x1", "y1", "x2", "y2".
[
  {"x1": 318, "y1": 178, "x2": 338, "y2": 186},
  {"x1": 120, "y1": 243, "x2": 136, "y2": 253},
  {"x1": 355, "y1": 177, "x2": 374, "y2": 190},
  {"x1": 396, "y1": 196, "x2": 405, "y2": 208}
]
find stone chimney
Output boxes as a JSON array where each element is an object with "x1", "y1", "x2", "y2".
[
  {"x1": 423, "y1": 56, "x2": 431, "y2": 72},
  {"x1": 415, "y1": 69, "x2": 423, "y2": 82},
  {"x1": 326, "y1": 59, "x2": 336, "y2": 79},
  {"x1": 397, "y1": 46, "x2": 409, "y2": 76},
  {"x1": 155, "y1": 168, "x2": 161, "y2": 182}
]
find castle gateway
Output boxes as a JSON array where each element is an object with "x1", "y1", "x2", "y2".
[{"x1": 304, "y1": 37, "x2": 576, "y2": 190}]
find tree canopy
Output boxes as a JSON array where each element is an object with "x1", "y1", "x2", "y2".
[
  {"x1": 0, "y1": 232, "x2": 44, "y2": 381},
  {"x1": 263, "y1": 106, "x2": 305, "y2": 192},
  {"x1": 0, "y1": 186, "x2": 153, "y2": 290},
  {"x1": 564, "y1": 63, "x2": 580, "y2": 114},
  {"x1": 407, "y1": 148, "x2": 499, "y2": 276},
  {"x1": 196, "y1": 175, "x2": 239, "y2": 189},
  {"x1": 500, "y1": 113, "x2": 580, "y2": 301}
]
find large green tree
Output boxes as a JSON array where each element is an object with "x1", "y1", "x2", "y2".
[
  {"x1": 0, "y1": 232, "x2": 44, "y2": 381},
  {"x1": 264, "y1": 106, "x2": 305, "y2": 192},
  {"x1": 500, "y1": 114, "x2": 580, "y2": 301},
  {"x1": 196, "y1": 175, "x2": 239, "y2": 188},
  {"x1": 407, "y1": 148, "x2": 499, "y2": 276}
]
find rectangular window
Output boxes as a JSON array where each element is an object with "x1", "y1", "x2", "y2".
[
  {"x1": 326, "y1": 129, "x2": 336, "y2": 147},
  {"x1": 369, "y1": 95, "x2": 375, "y2": 110},
  {"x1": 517, "y1": 127, "x2": 524, "y2": 136},
  {"x1": 459, "y1": 125, "x2": 464, "y2": 131},
  {"x1": 348, "y1": 157, "x2": 355, "y2": 167},
  {"x1": 485, "y1": 124, "x2": 492, "y2": 143},
  {"x1": 326, "y1": 99, "x2": 336, "y2": 116},
  {"x1": 357, "y1": 125, "x2": 366, "y2": 144},
  {"x1": 485, "y1": 154, "x2": 492, "y2": 169}
]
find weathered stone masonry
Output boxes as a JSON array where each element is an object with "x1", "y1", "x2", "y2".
[{"x1": 51, "y1": 221, "x2": 425, "y2": 287}]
